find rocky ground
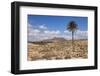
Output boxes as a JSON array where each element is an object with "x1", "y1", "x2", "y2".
[{"x1": 27, "y1": 40, "x2": 88, "y2": 61}]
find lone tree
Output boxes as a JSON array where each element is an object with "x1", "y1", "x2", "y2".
[{"x1": 67, "y1": 21, "x2": 78, "y2": 52}]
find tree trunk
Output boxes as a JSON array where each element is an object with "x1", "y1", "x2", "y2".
[{"x1": 72, "y1": 31, "x2": 74, "y2": 52}]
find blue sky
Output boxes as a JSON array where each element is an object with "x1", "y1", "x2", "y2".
[
  {"x1": 28, "y1": 15, "x2": 88, "y2": 41},
  {"x1": 28, "y1": 15, "x2": 87, "y2": 31}
]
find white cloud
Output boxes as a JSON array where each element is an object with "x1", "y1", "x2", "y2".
[
  {"x1": 28, "y1": 23, "x2": 88, "y2": 42},
  {"x1": 63, "y1": 30, "x2": 87, "y2": 40},
  {"x1": 28, "y1": 23, "x2": 61, "y2": 41},
  {"x1": 29, "y1": 29, "x2": 40, "y2": 36},
  {"x1": 44, "y1": 30, "x2": 60, "y2": 35},
  {"x1": 28, "y1": 24, "x2": 40, "y2": 36},
  {"x1": 39, "y1": 24, "x2": 47, "y2": 30},
  {"x1": 75, "y1": 30, "x2": 88, "y2": 39},
  {"x1": 64, "y1": 30, "x2": 70, "y2": 34}
]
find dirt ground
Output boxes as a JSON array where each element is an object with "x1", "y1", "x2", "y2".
[{"x1": 27, "y1": 40, "x2": 88, "y2": 61}]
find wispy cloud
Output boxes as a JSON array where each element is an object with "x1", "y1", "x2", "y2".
[
  {"x1": 39, "y1": 24, "x2": 47, "y2": 30},
  {"x1": 75, "y1": 30, "x2": 88, "y2": 39},
  {"x1": 64, "y1": 30, "x2": 88, "y2": 40},
  {"x1": 28, "y1": 23, "x2": 61, "y2": 41},
  {"x1": 44, "y1": 30, "x2": 60, "y2": 35},
  {"x1": 28, "y1": 23, "x2": 88, "y2": 42}
]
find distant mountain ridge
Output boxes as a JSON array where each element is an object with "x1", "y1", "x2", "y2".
[
  {"x1": 28, "y1": 37, "x2": 66, "y2": 43},
  {"x1": 42, "y1": 37, "x2": 66, "y2": 42},
  {"x1": 28, "y1": 37, "x2": 87, "y2": 43}
]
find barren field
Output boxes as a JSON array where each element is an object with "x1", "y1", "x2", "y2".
[{"x1": 27, "y1": 40, "x2": 88, "y2": 61}]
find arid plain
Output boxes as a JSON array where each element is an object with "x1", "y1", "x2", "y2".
[{"x1": 28, "y1": 38, "x2": 88, "y2": 61}]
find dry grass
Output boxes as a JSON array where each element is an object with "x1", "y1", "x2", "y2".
[{"x1": 27, "y1": 40, "x2": 88, "y2": 61}]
